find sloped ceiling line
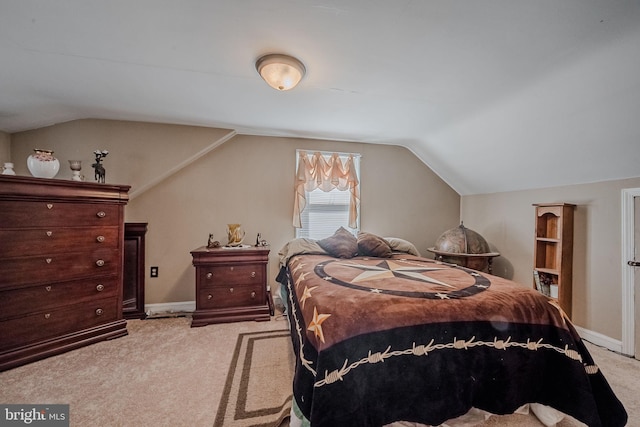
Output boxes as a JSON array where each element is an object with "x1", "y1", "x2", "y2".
[{"x1": 128, "y1": 129, "x2": 236, "y2": 200}]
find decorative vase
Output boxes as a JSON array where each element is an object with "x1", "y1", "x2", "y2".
[
  {"x1": 227, "y1": 224, "x2": 245, "y2": 246},
  {"x1": 27, "y1": 149, "x2": 60, "y2": 178},
  {"x1": 1, "y1": 162, "x2": 15, "y2": 175},
  {"x1": 68, "y1": 160, "x2": 83, "y2": 181}
]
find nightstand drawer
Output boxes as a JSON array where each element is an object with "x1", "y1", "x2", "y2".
[
  {"x1": 198, "y1": 284, "x2": 265, "y2": 310},
  {"x1": 199, "y1": 264, "x2": 264, "y2": 286}
]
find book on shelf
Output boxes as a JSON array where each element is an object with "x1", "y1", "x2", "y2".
[{"x1": 533, "y1": 269, "x2": 542, "y2": 292}]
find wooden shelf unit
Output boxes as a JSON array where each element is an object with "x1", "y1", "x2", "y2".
[{"x1": 533, "y1": 203, "x2": 575, "y2": 317}]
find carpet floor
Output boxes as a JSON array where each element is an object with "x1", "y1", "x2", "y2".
[{"x1": 0, "y1": 316, "x2": 637, "y2": 427}]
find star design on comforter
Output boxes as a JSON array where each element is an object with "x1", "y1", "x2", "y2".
[
  {"x1": 339, "y1": 260, "x2": 453, "y2": 288},
  {"x1": 308, "y1": 306, "x2": 331, "y2": 343}
]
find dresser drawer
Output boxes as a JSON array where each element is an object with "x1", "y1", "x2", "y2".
[
  {"x1": 197, "y1": 284, "x2": 265, "y2": 310},
  {"x1": 0, "y1": 277, "x2": 119, "y2": 321},
  {"x1": 0, "y1": 297, "x2": 119, "y2": 351},
  {"x1": 0, "y1": 227, "x2": 120, "y2": 258},
  {"x1": 0, "y1": 201, "x2": 120, "y2": 228},
  {"x1": 199, "y1": 264, "x2": 264, "y2": 286},
  {"x1": 0, "y1": 248, "x2": 120, "y2": 287}
]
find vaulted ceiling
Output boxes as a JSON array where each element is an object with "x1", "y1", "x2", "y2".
[{"x1": 1, "y1": 1, "x2": 639, "y2": 195}]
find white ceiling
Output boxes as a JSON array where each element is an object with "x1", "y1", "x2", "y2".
[{"x1": 1, "y1": 1, "x2": 639, "y2": 195}]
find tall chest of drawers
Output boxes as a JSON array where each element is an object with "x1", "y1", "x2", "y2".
[
  {"x1": 0, "y1": 175, "x2": 130, "y2": 371},
  {"x1": 190, "y1": 246, "x2": 271, "y2": 326}
]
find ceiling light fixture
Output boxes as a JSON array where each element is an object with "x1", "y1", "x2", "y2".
[{"x1": 255, "y1": 54, "x2": 306, "y2": 91}]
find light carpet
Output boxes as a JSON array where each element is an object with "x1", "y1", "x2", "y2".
[
  {"x1": 214, "y1": 328, "x2": 294, "y2": 427},
  {"x1": 0, "y1": 316, "x2": 637, "y2": 427},
  {"x1": 0, "y1": 316, "x2": 291, "y2": 426}
]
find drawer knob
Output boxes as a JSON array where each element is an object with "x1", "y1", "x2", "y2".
[
  {"x1": 229, "y1": 287, "x2": 234, "y2": 293},
  {"x1": 206, "y1": 272, "x2": 213, "y2": 279},
  {"x1": 45, "y1": 285, "x2": 52, "y2": 292},
  {"x1": 251, "y1": 291, "x2": 256, "y2": 299},
  {"x1": 46, "y1": 231, "x2": 53, "y2": 237},
  {"x1": 96, "y1": 259, "x2": 105, "y2": 267},
  {"x1": 45, "y1": 258, "x2": 52, "y2": 264},
  {"x1": 230, "y1": 266, "x2": 234, "y2": 271},
  {"x1": 96, "y1": 211, "x2": 106, "y2": 218},
  {"x1": 96, "y1": 284, "x2": 105, "y2": 292},
  {"x1": 207, "y1": 294, "x2": 213, "y2": 300},
  {"x1": 95, "y1": 308, "x2": 104, "y2": 316},
  {"x1": 46, "y1": 203, "x2": 53, "y2": 210},
  {"x1": 96, "y1": 235, "x2": 105, "y2": 243},
  {"x1": 251, "y1": 271, "x2": 256, "y2": 278},
  {"x1": 44, "y1": 313, "x2": 51, "y2": 319}
]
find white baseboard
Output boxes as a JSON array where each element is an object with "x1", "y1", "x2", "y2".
[
  {"x1": 144, "y1": 301, "x2": 195, "y2": 317},
  {"x1": 574, "y1": 325, "x2": 623, "y2": 354}
]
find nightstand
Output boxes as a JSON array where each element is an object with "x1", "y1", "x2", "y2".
[{"x1": 190, "y1": 246, "x2": 271, "y2": 327}]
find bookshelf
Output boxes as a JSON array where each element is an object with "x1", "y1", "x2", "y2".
[{"x1": 533, "y1": 203, "x2": 575, "y2": 317}]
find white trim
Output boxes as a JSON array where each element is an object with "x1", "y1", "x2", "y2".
[
  {"x1": 621, "y1": 188, "x2": 640, "y2": 356},
  {"x1": 575, "y1": 325, "x2": 623, "y2": 353},
  {"x1": 144, "y1": 301, "x2": 195, "y2": 317}
]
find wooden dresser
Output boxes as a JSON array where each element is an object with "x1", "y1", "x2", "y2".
[
  {"x1": 190, "y1": 246, "x2": 271, "y2": 326},
  {"x1": 0, "y1": 175, "x2": 130, "y2": 371}
]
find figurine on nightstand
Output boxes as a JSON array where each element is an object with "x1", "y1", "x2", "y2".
[
  {"x1": 255, "y1": 233, "x2": 269, "y2": 247},
  {"x1": 207, "y1": 233, "x2": 221, "y2": 248}
]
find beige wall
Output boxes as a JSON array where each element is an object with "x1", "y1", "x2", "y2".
[
  {"x1": 461, "y1": 177, "x2": 640, "y2": 341},
  {"x1": 10, "y1": 119, "x2": 461, "y2": 305},
  {"x1": 0, "y1": 131, "x2": 10, "y2": 168}
]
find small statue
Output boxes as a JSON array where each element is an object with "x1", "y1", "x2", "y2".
[
  {"x1": 255, "y1": 232, "x2": 269, "y2": 247},
  {"x1": 92, "y1": 150, "x2": 109, "y2": 183},
  {"x1": 207, "y1": 233, "x2": 220, "y2": 248}
]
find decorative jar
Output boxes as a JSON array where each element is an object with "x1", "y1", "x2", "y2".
[{"x1": 27, "y1": 149, "x2": 60, "y2": 178}]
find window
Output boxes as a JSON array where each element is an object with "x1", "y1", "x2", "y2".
[{"x1": 294, "y1": 150, "x2": 360, "y2": 239}]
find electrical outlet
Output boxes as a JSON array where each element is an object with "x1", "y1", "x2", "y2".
[{"x1": 150, "y1": 266, "x2": 159, "y2": 278}]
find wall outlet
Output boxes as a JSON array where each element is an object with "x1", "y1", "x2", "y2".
[{"x1": 150, "y1": 266, "x2": 159, "y2": 278}]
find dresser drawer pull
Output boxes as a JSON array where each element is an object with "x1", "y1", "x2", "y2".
[
  {"x1": 96, "y1": 259, "x2": 105, "y2": 267},
  {"x1": 251, "y1": 291, "x2": 256, "y2": 299},
  {"x1": 96, "y1": 235, "x2": 105, "y2": 243},
  {"x1": 251, "y1": 271, "x2": 256, "y2": 278},
  {"x1": 229, "y1": 287, "x2": 234, "y2": 293},
  {"x1": 207, "y1": 294, "x2": 213, "y2": 300},
  {"x1": 46, "y1": 204, "x2": 53, "y2": 210},
  {"x1": 46, "y1": 231, "x2": 53, "y2": 237},
  {"x1": 45, "y1": 286, "x2": 52, "y2": 292},
  {"x1": 206, "y1": 272, "x2": 213, "y2": 279},
  {"x1": 96, "y1": 284, "x2": 105, "y2": 292},
  {"x1": 96, "y1": 211, "x2": 106, "y2": 218},
  {"x1": 45, "y1": 258, "x2": 52, "y2": 264},
  {"x1": 44, "y1": 313, "x2": 51, "y2": 319},
  {"x1": 95, "y1": 308, "x2": 104, "y2": 316}
]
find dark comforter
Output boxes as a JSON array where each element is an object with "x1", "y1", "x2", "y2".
[{"x1": 277, "y1": 253, "x2": 627, "y2": 427}]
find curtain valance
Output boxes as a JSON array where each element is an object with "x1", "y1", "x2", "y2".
[{"x1": 293, "y1": 151, "x2": 360, "y2": 228}]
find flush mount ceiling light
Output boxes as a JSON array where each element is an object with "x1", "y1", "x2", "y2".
[{"x1": 255, "y1": 54, "x2": 306, "y2": 91}]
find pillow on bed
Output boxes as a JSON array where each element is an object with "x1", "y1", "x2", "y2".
[
  {"x1": 317, "y1": 227, "x2": 358, "y2": 258},
  {"x1": 384, "y1": 237, "x2": 421, "y2": 256},
  {"x1": 357, "y1": 231, "x2": 393, "y2": 258}
]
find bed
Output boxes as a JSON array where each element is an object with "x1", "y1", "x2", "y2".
[{"x1": 275, "y1": 229, "x2": 627, "y2": 427}]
